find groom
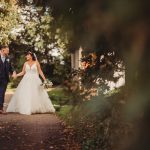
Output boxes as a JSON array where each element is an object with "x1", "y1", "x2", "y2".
[{"x1": 0, "y1": 46, "x2": 15, "y2": 113}]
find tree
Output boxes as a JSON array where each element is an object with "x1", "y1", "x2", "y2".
[
  {"x1": 0, "y1": 0, "x2": 19, "y2": 45},
  {"x1": 9, "y1": 2, "x2": 71, "y2": 83}
]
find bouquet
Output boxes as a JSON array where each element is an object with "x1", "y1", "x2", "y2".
[{"x1": 41, "y1": 79, "x2": 53, "y2": 89}]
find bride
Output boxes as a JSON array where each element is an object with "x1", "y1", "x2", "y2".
[{"x1": 6, "y1": 51, "x2": 55, "y2": 115}]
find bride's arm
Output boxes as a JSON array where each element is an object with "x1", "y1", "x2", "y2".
[
  {"x1": 36, "y1": 61, "x2": 46, "y2": 81},
  {"x1": 16, "y1": 63, "x2": 26, "y2": 77}
]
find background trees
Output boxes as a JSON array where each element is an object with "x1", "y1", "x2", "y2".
[
  {"x1": 1, "y1": 0, "x2": 71, "y2": 85},
  {"x1": 0, "y1": 0, "x2": 19, "y2": 45}
]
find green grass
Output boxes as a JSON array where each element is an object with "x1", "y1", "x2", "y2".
[
  {"x1": 57, "y1": 105, "x2": 73, "y2": 118},
  {"x1": 48, "y1": 87, "x2": 71, "y2": 106},
  {"x1": 48, "y1": 87, "x2": 66, "y2": 98},
  {"x1": 47, "y1": 88, "x2": 73, "y2": 120}
]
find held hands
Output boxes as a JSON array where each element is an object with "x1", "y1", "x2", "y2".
[{"x1": 12, "y1": 71, "x2": 17, "y2": 80}]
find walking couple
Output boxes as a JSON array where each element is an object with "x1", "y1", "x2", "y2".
[{"x1": 0, "y1": 46, "x2": 55, "y2": 115}]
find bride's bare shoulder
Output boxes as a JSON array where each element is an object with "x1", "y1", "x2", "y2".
[
  {"x1": 35, "y1": 60, "x2": 40, "y2": 65},
  {"x1": 24, "y1": 62, "x2": 28, "y2": 66}
]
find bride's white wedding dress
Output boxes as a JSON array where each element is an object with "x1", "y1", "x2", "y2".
[{"x1": 6, "y1": 63, "x2": 55, "y2": 115}]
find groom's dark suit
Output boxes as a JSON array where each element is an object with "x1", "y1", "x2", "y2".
[{"x1": 0, "y1": 56, "x2": 13, "y2": 110}]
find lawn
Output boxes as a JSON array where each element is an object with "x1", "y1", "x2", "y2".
[{"x1": 48, "y1": 87, "x2": 72, "y2": 114}]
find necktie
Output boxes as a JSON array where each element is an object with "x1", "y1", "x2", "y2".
[{"x1": 1, "y1": 56, "x2": 5, "y2": 63}]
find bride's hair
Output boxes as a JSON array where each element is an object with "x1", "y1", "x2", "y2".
[{"x1": 26, "y1": 51, "x2": 36, "y2": 61}]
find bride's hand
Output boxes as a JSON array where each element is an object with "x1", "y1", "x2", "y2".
[
  {"x1": 12, "y1": 71, "x2": 17, "y2": 80},
  {"x1": 43, "y1": 80, "x2": 47, "y2": 84}
]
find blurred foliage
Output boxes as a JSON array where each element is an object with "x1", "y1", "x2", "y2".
[
  {"x1": 0, "y1": 0, "x2": 19, "y2": 45},
  {"x1": 58, "y1": 87, "x2": 135, "y2": 150}
]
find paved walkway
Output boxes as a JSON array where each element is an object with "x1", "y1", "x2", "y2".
[{"x1": 0, "y1": 94, "x2": 79, "y2": 150}]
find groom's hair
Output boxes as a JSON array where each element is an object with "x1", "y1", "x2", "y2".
[{"x1": 0, "y1": 45, "x2": 9, "y2": 50}]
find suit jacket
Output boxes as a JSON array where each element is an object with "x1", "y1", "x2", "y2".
[{"x1": 0, "y1": 56, "x2": 13, "y2": 83}]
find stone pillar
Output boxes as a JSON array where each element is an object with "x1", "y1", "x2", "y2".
[{"x1": 71, "y1": 47, "x2": 83, "y2": 70}]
